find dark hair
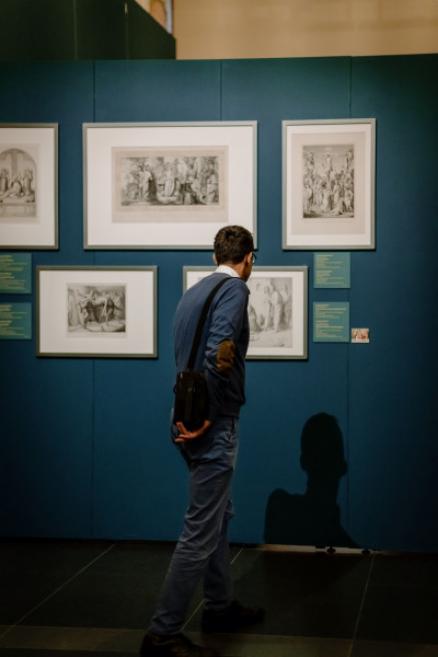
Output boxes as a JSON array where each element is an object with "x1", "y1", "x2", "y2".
[{"x1": 214, "y1": 225, "x2": 254, "y2": 265}]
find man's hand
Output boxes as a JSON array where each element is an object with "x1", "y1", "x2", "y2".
[{"x1": 175, "y1": 419, "x2": 212, "y2": 443}]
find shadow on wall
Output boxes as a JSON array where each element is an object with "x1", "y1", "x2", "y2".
[{"x1": 264, "y1": 412, "x2": 357, "y2": 549}]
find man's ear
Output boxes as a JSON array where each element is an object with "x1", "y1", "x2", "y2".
[{"x1": 212, "y1": 254, "x2": 217, "y2": 265}]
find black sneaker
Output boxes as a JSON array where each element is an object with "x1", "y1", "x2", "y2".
[
  {"x1": 201, "y1": 599, "x2": 265, "y2": 633},
  {"x1": 139, "y1": 631, "x2": 218, "y2": 657}
]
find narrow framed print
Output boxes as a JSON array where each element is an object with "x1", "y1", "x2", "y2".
[
  {"x1": 283, "y1": 119, "x2": 375, "y2": 250},
  {"x1": 84, "y1": 122, "x2": 257, "y2": 249},
  {"x1": 0, "y1": 124, "x2": 58, "y2": 250},
  {"x1": 37, "y1": 266, "x2": 157, "y2": 358},
  {"x1": 183, "y1": 265, "x2": 308, "y2": 360}
]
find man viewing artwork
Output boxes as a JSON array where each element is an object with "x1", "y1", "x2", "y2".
[{"x1": 139, "y1": 225, "x2": 265, "y2": 657}]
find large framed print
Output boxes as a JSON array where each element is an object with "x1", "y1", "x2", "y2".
[
  {"x1": 84, "y1": 122, "x2": 257, "y2": 249},
  {"x1": 183, "y1": 266, "x2": 308, "y2": 360},
  {"x1": 283, "y1": 119, "x2": 375, "y2": 250},
  {"x1": 0, "y1": 124, "x2": 58, "y2": 250},
  {"x1": 37, "y1": 266, "x2": 157, "y2": 358}
]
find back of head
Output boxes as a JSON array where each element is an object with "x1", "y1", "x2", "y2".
[{"x1": 214, "y1": 225, "x2": 254, "y2": 265}]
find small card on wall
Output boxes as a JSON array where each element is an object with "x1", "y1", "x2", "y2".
[
  {"x1": 0, "y1": 253, "x2": 32, "y2": 294},
  {"x1": 313, "y1": 302, "x2": 350, "y2": 342},
  {"x1": 351, "y1": 328, "x2": 370, "y2": 343},
  {"x1": 314, "y1": 252, "x2": 350, "y2": 289},
  {"x1": 0, "y1": 303, "x2": 32, "y2": 339}
]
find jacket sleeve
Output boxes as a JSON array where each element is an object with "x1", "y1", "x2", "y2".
[{"x1": 204, "y1": 279, "x2": 249, "y2": 422}]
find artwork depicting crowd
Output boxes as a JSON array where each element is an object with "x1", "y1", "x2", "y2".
[
  {"x1": 116, "y1": 152, "x2": 221, "y2": 209},
  {"x1": 303, "y1": 145, "x2": 354, "y2": 219},
  {"x1": 0, "y1": 148, "x2": 36, "y2": 218}
]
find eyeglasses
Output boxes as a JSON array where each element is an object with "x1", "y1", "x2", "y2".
[{"x1": 251, "y1": 252, "x2": 257, "y2": 264}]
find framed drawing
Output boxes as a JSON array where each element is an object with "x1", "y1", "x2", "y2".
[
  {"x1": 183, "y1": 265, "x2": 308, "y2": 360},
  {"x1": 283, "y1": 119, "x2": 375, "y2": 250},
  {"x1": 84, "y1": 122, "x2": 257, "y2": 249},
  {"x1": 0, "y1": 124, "x2": 58, "y2": 250},
  {"x1": 37, "y1": 266, "x2": 157, "y2": 358}
]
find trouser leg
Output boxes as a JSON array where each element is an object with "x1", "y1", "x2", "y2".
[
  {"x1": 203, "y1": 499, "x2": 234, "y2": 611},
  {"x1": 149, "y1": 417, "x2": 237, "y2": 635}
]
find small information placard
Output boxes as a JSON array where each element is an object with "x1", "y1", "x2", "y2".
[
  {"x1": 313, "y1": 302, "x2": 350, "y2": 342},
  {"x1": 0, "y1": 253, "x2": 32, "y2": 294},
  {"x1": 314, "y1": 252, "x2": 350, "y2": 288},
  {"x1": 0, "y1": 303, "x2": 32, "y2": 339}
]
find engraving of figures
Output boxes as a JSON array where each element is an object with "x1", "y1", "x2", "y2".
[
  {"x1": 247, "y1": 277, "x2": 293, "y2": 348},
  {"x1": 302, "y1": 144, "x2": 354, "y2": 219},
  {"x1": 67, "y1": 284, "x2": 126, "y2": 334},
  {"x1": 0, "y1": 147, "x2": 37, "y2": 218},
  {"x1": 112, "y1": 147, "x2": 227, "y2": 222}
]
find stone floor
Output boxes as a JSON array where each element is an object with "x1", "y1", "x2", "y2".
[{"x1": 1, "y1": 540, "x2": 438, "y2": 656}]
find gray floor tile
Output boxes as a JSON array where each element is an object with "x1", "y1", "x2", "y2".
[
  {"x1": 351, "y1": 639, "x2": 438, "y2": 657},
  {"x1": 0, "y1": 540, "x2": 112, "y2": 625},
  {"x1": 0, "y1": 624, "x2": 352, "y2": 657},
  {"x1": 356, "y1": 554, "x2": 438, "y2": 643},
  {"x1": 192, "y1": 631, "x2": 352, "y2": 657},
  {"x1": 0, "y1": 624, "x2": 142, "y2": 654},
  {"x1": 21, "y1": 542, "x2": 175, "y2": 629},
  {"x1": 188, "y1": 547, "x2": 372, "y2": 639},
  {"x1": 13, "y1": 541, "x2": 241, "y2": 631},
  {"x1": 0, "y1": 648, "x2": 128, "y2": 657}
]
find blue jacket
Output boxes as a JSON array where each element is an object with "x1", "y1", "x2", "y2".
[{"x1": 174, "y1": 272, "x2": 250, "y2": 421}]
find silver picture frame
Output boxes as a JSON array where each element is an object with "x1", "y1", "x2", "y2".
[
  {"x1": 37, "y1": 266, "x2": 157, "y2": 358},
  {"x1": 282, "y1": 118, "x2": 376, "y2": 250},
  {"x1": 0, "y1": 123, "x2": 58, "y2": 250},
  {"x1": 183, "y1": 265, "x2": 308, "y2": 360},
  {"x1": 83, "y1": 122, "x2": 257, "y2": 250}
]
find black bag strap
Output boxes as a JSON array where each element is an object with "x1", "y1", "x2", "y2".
[{"x1": 186, "y1": 275, "x2": 230, "y2": 371}]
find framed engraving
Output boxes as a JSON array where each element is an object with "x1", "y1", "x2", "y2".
[
  {"x1": 84, "y1": 122, "x2": 257, "y2": 249},
  {"x1": 183, "y1": 265, "x2": 308, "y2": 360},
  {"x1": 283, "y1": 119, "x2": 375, "y2": 250},
  {"x1": 0, "y1": 124, "x2": 58, "y2": 249},
  {"x1": 37, "y1": 266, "x2": 157, "y2": 358}
]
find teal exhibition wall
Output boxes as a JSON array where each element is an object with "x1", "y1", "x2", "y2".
[{"x1": 0, "y1": 55, "x2": 437, "y2": 552}]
